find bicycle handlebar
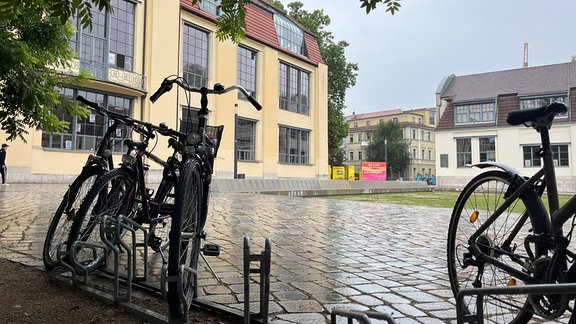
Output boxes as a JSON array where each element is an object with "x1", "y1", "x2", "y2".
[
  {"x1": 76, "y1": 95, "x2": 184, "y2": 141},
  {"x1": 150, "y1": 76, "x2": 263, "y2": 111}
]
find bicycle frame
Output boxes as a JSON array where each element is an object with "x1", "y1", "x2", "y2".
[{"x1": 465, "y1": 105, "x2": 576, "y2": 284}]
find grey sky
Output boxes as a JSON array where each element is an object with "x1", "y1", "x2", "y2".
[{"x1": 299, "y1": 0, "x2": 576, "y2": 114}]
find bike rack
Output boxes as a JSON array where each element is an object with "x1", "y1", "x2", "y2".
[
  {"x1": 49, "y1": 217, "x2": 273, "y2": 324},
  {"x1": 456, "y1": 282, "x2": 576, "y2": 323},
  {"x1": 243, "y1": 236, "x2": 271, "y2": 324},
  {"x1": 330, "y1": 309, "x2": 397, "y2": 324}
]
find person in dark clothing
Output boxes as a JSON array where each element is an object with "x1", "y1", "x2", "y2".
[{"x1": 0, "y1": 143, "x2": 8, "y2": 185}]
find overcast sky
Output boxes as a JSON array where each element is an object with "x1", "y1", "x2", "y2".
[{"x1": 297, "y1": 0, "x2": 576, "y2": 114}]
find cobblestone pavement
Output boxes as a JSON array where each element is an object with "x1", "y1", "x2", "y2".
[{"x1": 3, "y1": 183, "x2": 567, "y2": 323}]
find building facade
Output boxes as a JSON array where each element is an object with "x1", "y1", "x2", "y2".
[
  {"x1": 344, "y1": 108, "x2": 436, "y2": 180},
  {"x1": 3, "y1": 0, "x2": 329, "y2": 182},
  {"x1": 435, "y1": 61, "x2": 576, "y2": 193}
]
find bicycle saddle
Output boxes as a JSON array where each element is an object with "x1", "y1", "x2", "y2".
[{"x1": 506, "y1": 102, "x2": 568, "y2": 126}]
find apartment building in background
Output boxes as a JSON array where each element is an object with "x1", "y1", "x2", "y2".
[
  {"x1": 435, "y1": 61, "x2": 576, "y2": 193},
  {"x1": 344, "y1": 108, "x2": 436, "y2": 180},
  {"x1": 4, "y1": 0, "x2": 329, "y2": 182}
]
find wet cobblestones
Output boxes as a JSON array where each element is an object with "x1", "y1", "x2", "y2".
[{"x1": 0, "y1": 183, "x2": 462, "y2": 323}]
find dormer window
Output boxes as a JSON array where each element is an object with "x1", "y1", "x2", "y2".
[
  {"x1": 273, "y1": 14, "x2": 307, "y2": 56},
  {"x1": 199, "y1": 0, "x2": 222, "y2": 17}
]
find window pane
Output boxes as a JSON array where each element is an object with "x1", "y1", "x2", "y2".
[
  {"x1": 237, "y1": 46, "x2": 257, "y2": 100},
  {"x1": 237, "y1": 119, "x2": 256, "y2": 161},
  {"x1": 456, "y1": 138, "x2": 471, "y2": 167},
  {"x1": 183, "y1": 24, "x2": 208, "y2": 88}
]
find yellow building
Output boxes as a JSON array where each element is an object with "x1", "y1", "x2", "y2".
[
  {"x1": 344, "y1": 108, "x2": 436, "y2": 180},
  {"x1": 3, "y1": 0, "x2": 329, "y2": 182}
]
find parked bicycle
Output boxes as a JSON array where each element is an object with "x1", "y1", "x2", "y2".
[
  {"x1": 67, "y1": 95, "x2": 187, "y2": 275},
  {"x1": 150, "y1": 75, "x2": 262, "y2": 320},
  {"x1": 43, "y1": 97, "x2": 135, "y2": 270},
  {"x1": 447, "y1": 102, "x2": 576, "y2": 323},
  {"x1": 66, "y1": 76, "x2": 261, "y2": 321}
]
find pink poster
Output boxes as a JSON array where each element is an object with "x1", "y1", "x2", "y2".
[{"x1": 361, "y1": 161, "x2": 387, "y2": 181}]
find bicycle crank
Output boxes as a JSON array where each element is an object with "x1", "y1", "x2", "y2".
[{"x1": 527, "y1": 257, "x2": 569, "y2": 319}]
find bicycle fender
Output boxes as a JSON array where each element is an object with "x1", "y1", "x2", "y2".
[{"x1": 471, "y1": 162, "x2": 524, "y2": 178}]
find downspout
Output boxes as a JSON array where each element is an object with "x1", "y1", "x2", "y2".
[{"x1": 140, "y1": 0, "x2": 148, "y2": 122}]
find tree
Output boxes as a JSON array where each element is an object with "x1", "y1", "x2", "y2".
[
  {"x1": 366, "y1": 120, "x2": 411, "y2": 179},
  {"x1": 283, "y1": 2, "x2": 358, "y2": 166}
]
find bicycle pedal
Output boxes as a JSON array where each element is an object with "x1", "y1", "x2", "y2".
[{"x1": 202, "y1": 244, "x2": 220, "y2": 256}]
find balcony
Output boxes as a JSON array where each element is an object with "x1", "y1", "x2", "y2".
[{"x1": 55, "y1": 59, "x2": 146, "y2": 92}]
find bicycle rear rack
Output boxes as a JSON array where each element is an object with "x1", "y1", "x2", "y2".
[{"x1": 456, "y1": 283, "x2": 576, "y2": 323}]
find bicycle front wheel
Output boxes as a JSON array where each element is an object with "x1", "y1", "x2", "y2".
[
  {"x1": 43, "y1": 168, "x2": 101, "y2": 270},
  {"x1": 67, "y1": 167, "x2": 138, "y2": 274},
  {"x1": 447, "y1": 170, "x2": 550, "y2": 323},
  {"x1": 167, "y1": 158, "x2": 203, "y2": 320}
]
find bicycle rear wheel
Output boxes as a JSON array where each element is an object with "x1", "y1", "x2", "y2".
[
  {"x1": 43, "y1": 167, "x2": 101, "y2": 270},
  {"x1": 67, "y1": 167, "x2": 138, "y2": 274},
  {"x1": 447, "y1": 170, "x2": 550, "y2": 323},
  {"x1": 167, "y1": 158, "x2": 203, "y2": 320}
]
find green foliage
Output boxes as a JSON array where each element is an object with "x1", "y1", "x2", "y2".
[
  {"x1": 359, "y1": 0, "x2": 402, "y2": 14},
  {"x1": 285, "y1": 2, "x2": 357, "y2": 166},
  {"x1": 0, "y1": 1, "x2": 90, "y2": 141},
  {"x1": 366, "y1": 120, "x2": 411, "y2": 178},
  {"x1": 213, "y1": 0, "x2": 251, "y2": 43}
]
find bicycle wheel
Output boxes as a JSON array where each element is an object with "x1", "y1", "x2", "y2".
[
  {"x1": 448, "y1": 170, "x2": 550, "y2": 323},
  {"x1": 67, "y1": 167, "x2": 138, "y2": 274},
  {"x1": 167, "y1": 158, "x2": 203, "y2": 320},
  {"x1": 43, "y1": 167, "x2": 102, "y2": 270}
]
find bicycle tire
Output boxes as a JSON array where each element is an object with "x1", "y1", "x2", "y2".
[
  {"x1": 447, "y1": 170, "x2": 550, "y2": 323},
  {"x1": 67, "y1": 167, "x2": 138, "y2": 274},
  {"x1": 167, "y1": 158, "x2": 203, "y2": 320},
  {"x1": 42, "y1": 167, "x2": 102, "y2": 270}
]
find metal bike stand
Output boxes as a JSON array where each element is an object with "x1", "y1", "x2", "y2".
[
  {"x1": 456, "y1": 282, "x2": 576, "y2": 323},
  {"x1": 243, "y1": 236, "x2": 271, "y2": 324},
  {"x1": 49, "y1": 215, "x2": 171, "y2": 324},
  {"x1": 330, "y1": 309, "x2": 397, "y2": 324}
]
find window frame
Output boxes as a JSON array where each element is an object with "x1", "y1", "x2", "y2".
[
  {"x1": 236, "y1": 118, "x2": 257, "y2": 161},
  {"x1": 279, "y1": 125, "x2": 310, "y2": 165},
  {"x1": 278, "y1": 61, "x2": 310, "y2": 115},
  {"x1": 479, "y1": 137, "x2": 496, "y2": 162},
  {"x1": 237, "y1": 45, "x2": 258, "y2": 100},
  {"x1": 182, "y1": 22, "x2": 209, "y2": 88},
  {"x1": 42, "y1": 88, "x2": 133, "y2": 152},
  {"x1": 454, "y1": 102, "x2": 496, "y2": 125},
  {"x1": 456, "y1": 138, "x2": 472, "y2": 168}
]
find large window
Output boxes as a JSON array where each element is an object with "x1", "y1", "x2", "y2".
[
  {"x1": 183, "y1": 23, "x2": 209, "y2": 88},
  {"x1": 455, "y1": 102, "x2": 495, "y2": 124},
  {"x1": 456, "y1": 138, "x2": 472, "y2": 167},
  {"x1": 479, "y1": 137, "x2": 496, "y2": 162},
  {"x1": 278, "y1": 62, "x2": 310, "y2": 115},
  {"x1": 520, "y1": 95, "x2": 568, "y2": 118},
  {"x1": 237, "y1": 46, "x2": 257, "y2": 100},
  {"x1": 523, "y1": 144, "x2": 569, "y2": 167},
  {"x1": 72, "y1": 0, "x2": 135, "y2": 72},
  {"x1": 42, "y1": 88, "x2": 132, "y2": 152},
  {"x1": 279, "y1": 126, "x2": 309, "y2": 164},
  {"x1": 273, "y1": 14, "x2": 307, "y2": 56},
  {"x1": 237, "y1": 118, "x2": 256, "y2": 161}
]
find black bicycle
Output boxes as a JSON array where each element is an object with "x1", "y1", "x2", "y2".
[
  {"x1": 150, "y1": 75, "x2": 262, "y2": 320},
  {"x1": 67, "y1": 95, "x2": 186, "y2": 275},
  {"x1": 448, "y1": 102, "x2": 576, "y2": 323},
  {"x1": 42, "y1": 97, "x2": 135, "y2": 271}
]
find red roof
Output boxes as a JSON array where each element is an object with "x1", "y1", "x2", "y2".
[{"x1": 180, "y1": 0, "x2": 323, "y2": 66}]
